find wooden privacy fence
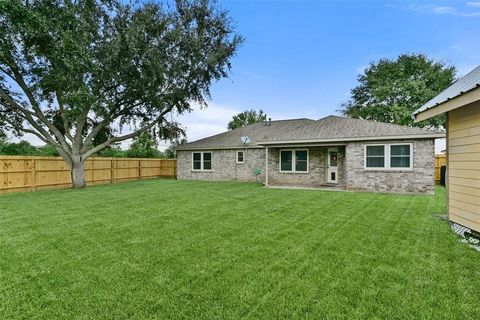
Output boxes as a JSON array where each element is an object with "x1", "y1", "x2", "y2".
[
  {"x1": 0, "y1": 156, "x2": 176, "y2": 193},
  {"x1": 435, "y1": 154, "x2": 447, "y2": 185}
]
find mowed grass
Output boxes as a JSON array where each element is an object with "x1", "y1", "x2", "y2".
[{"x1": 1, "y1": 180, "x2": 479, "y2": 319}]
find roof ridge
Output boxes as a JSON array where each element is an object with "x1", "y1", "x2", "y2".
[
  {"x1": 266, "y1": 118, "x2": 314, "y2": 122},
  {"x1": 330, "y1": 115, "x2": 438, "y2": 132}
]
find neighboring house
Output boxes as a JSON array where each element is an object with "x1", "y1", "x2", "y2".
[
  {"x1": 414, "y1": 65, "x2": 480, "y2": 233},
  {"x1": 177, "y1": 115, "x2": 443, "y2": 193}
]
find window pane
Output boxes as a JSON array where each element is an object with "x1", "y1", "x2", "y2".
[
  {"x1": 295, "y1": 150, "x2": 308, "y2": 172},
  {"x1": 296, "y1": 160, "x2": 308, "y2": 172},
  {"x1": 203, "y1": 153, "x2": 211, "y2": 161},
  {"x1": 203, "y1": 161, "x2": 211, "y2": 170},
  {"x1": 391, "y1": 157, "x2": 410, "y2": 168},
  {"x1": 296, "y1": 150, "x2": 307, "y2": 161},
  {"x1": 281, "y1": 151, "x2": 292, "y2": 171},
  {"x1": 329, "y1": 151, "x2": 338, "y2": 167},
  {"x1": 193, "y1": 161, "x2": 201, "y2": 170},
  {"x1": 391, "y1": 145, "x2": 410, "y2": 156},
  {"x1": 237, "y1": 151, "x2": 244, "y2": 162},
  {"x1": 193, "y1": 153, "x2": 201, "y2": 170},
  {"x1": 366, "y1": 145, "x2": 384, "y2": 156},
  {"x1": 366, "y1": 157, "x2": 385, "y2": 168}
]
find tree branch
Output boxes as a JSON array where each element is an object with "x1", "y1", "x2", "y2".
[
  {"x1": 82, "y1": 107, "x2": 173, "y2": 160},
  {"x1": 55, "y1": 91, "x2": 74, "y2": 141},
  {"x1": 0, "y1": 88, "x2": 59, "y2": 146},
  {"x1": 82, "y1": 100, "x2": 144, "y2": 150},
  {"x1": 72, "y1": 106, "x2": 90, "y2": 153},
  {"x1": 1, "y1": 115, "x2": 54, "y2": 146},
  {"x1": 4, "y1": 56, "x2": 71, "y2": 152}
]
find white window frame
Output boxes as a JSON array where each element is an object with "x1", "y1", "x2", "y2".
[
  {"x1": 236, "y1": 150, "x2": 245, "y2": 164},
  {"x1": 279, "y1": 149, "x2": 309, "y2": 173},
  {"x1": 364, "y1": 144, "x2": 386, "y2": 170},
  {"x1": 364, "y1": 143, "x2": 413, "y2": 171},
  {"x1": 192, "y1": 152, "x2": 212, "y2": 171}
]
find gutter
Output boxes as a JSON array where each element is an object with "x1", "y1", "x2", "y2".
[
  {"x1": 175, "y1": 145, "x2": 264, "y2": 151},
  {"x1": 257, "y1": 133, "x2": 445, "y2": 145}
]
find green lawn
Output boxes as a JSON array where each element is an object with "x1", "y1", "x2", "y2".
[{"x1": 1, "y1": 180, "x2": 479, "y2": 319}]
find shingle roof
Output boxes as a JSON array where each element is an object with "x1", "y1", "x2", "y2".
[
  {"x1": 176, "y1": 115, "x2": 443, "y2": 150},
  {"x1": 414, "y1": 65, "x2": 480, "y2": 115}
]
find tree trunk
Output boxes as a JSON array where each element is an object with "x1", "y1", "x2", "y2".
[{"x1": 71, "y1": 160, "x2": 86, "y2": 189}]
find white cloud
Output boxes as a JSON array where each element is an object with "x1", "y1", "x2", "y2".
[
  {"x1": 432, "y1": 6, "x2": 457, "y2": 14},
  {"x1": 467, "y1": 2, "x2": 480, "y2": 8},
  {"x1": 175, "y1": 102, "x2": 241, "y2": 143},
  {"x1": 407, "y1": 3, "x2": 480, "y2": 17},
  {"x1": 385, "y1": 3, "x2": 400, "y2": 9},
  {"x1": 7, "y1": 132, "x2": 44, "y2": 146}
]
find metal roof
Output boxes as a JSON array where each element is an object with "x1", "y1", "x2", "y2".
[
  {"x1": 176, "y1": 115, "x2": 443, "y2": 150},
  {"x1": 414, "y1": 65, "x2": 480, "y2": 115}
]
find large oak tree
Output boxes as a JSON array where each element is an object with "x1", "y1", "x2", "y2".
[
  {"x1": 0, "y1": 0, "x2": 242, "y2": 187},
  {"x1": 340, "y1": 54, "x2": 456, "y2": 129}
]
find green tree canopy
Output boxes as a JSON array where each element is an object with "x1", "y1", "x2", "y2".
[
  {"x1": 339, "y1": 54, "x2": 456, "y2": 128},
  {"x1": 227, "y1": 109, "x2": 267, "y2": 130},
  {"x1": 0, "y1": 139, "x2": 59, "y2": 156},
  {"x1": 0, "y1": 0, "x2": 242, "y2": 188},
  {"x1": 126, "y1": 131, "x2": 162, "y2": 158}
]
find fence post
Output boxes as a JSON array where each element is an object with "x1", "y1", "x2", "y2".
[
  {"x1": 138, "y1": 160, "x2": 141, "y2": 180},
  {"x1": 31, "y1": 158, "x2": 37, "y2": 191},
  {"x1": 110, "y1": 158, "x2": 114, "y2": 184}
]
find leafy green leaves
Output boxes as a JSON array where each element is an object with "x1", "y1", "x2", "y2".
[
  {"x1": 0, "y1": 0, "x2": 242, "y2": 161},
  {"x1": 340, "y1": 54, "x2": 456, "y2": 128},
  {"x1": 227, "y1": 109, "x2": 267, "y2": 130}
]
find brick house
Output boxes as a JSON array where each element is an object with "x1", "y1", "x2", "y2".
[{"x1": 176, "y1": 115, "x2": 444, "y2": 194}]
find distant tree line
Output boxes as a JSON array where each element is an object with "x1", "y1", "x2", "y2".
[{"x1": 0, "y1": 132, "x2": 178, "y2": 158}]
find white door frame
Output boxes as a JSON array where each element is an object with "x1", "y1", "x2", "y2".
[{"x1": 327, "y1": 148, "x2": 338, "y2": 184}]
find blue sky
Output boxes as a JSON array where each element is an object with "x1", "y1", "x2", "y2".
[{"x1": 176, "y1": 0, "x2": 480, "y2": 148}]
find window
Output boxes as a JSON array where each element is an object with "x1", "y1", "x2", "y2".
[
  {"x1": 203, "y1": 152, "x2": 211, "y2": 170},
  {"x1": 192, "y1": 152, "x2": 212, "y2": 171},
  {"x1": 280, "y1": 149, "x2": 309, "y2": 172},
  {"x1": 295, "y1": 150, "x2": 308, "y2": 172},
  {"x1": 365, "y1": 143, "x2": 412, "y2": 170},
  {"x1": 193, "y1": 152, "x2": 202, "y2": 170},
  {"x1": 390, "y1": 144, "x2": 411, "y2": 168},
  {"x1": 366, "y1": 145, "x2": 385, "y2": 168},
  {"x1": 280, "y1": 150, "x2": 293, "y2": 171},
  {"x1": 236, "y1": 151, "x2": 244, "y2": 164}
]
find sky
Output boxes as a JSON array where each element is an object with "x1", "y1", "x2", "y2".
[
  {"x1": 172, "y1": 0, "x2": 480, "y2": 153},
  {"x1": 12, "y1": 0, "x2": 480, "y2": 152}
]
